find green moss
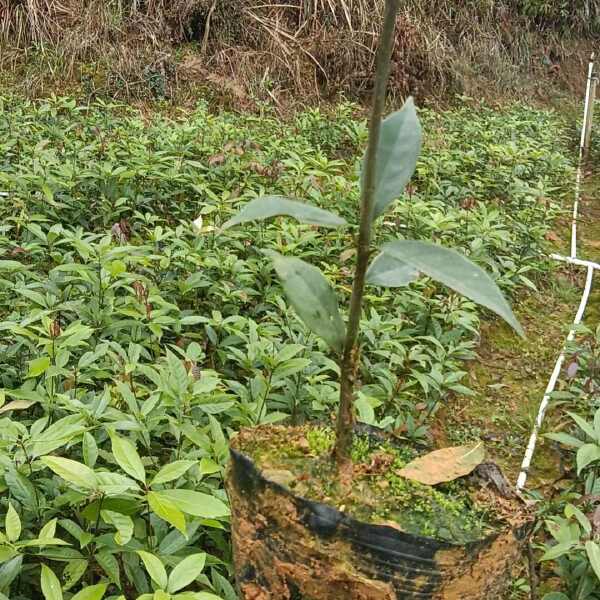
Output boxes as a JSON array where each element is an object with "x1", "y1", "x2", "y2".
[{"x1": 239, "y1": 425, "x2": 504, "y2": 544}]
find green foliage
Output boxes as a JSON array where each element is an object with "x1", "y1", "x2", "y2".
[
  {"x1": 0, "y1": 93, "x2": 574, "y2": 597},
  {"x1": 539, "y1": 325, "x2": 600, "y2": 598}
]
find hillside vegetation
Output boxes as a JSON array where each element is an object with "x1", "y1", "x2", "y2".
[{"x1": 0, "y1": 0, "x2": 598, "y2": 103}]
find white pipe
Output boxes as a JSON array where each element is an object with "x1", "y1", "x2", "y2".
[
  {"x1": 551, "y1": 253, "x2": 600, "y2": 271},
  {"x1": 516, "y1": 265, "x2": 595, "y2": 490},
  {"x1": 572, "y1": 165, "x2": 583, "y2": 259},
  {"x1": 572, "y1": 55, "x2": 596, "y2": 259}
]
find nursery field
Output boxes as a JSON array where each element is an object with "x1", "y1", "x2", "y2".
[{"x1": 0, "y1": 93, "x2": 597, "y2": 599}]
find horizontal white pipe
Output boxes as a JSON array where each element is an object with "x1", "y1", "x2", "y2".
[
  {"x1": 551, "y1": 253, "x2": 600, "y2": 271},
  {"x1": 517, "y1": 265, "x2": 595, "y2": 490}
]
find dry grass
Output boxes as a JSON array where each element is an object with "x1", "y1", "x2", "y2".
[{"x1": 0, "y1": 0, "x2": 597, "y2": 102}]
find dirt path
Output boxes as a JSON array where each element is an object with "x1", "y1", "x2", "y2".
[{"x1": 437, "y1": 167, "x2": 600, "y2": 490}]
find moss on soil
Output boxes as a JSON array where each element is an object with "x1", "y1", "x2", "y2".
[{"x1": 235, "y1": 425, "x2": 507, "y2": 545}]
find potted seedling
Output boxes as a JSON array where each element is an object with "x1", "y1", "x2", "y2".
[{"x1": 205, "y1": 1, "x2": 532, "y2": 597}]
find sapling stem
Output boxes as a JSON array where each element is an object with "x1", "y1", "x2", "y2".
[{"x1": 334, "y1": 0, "x2": 400, "y2": 465}]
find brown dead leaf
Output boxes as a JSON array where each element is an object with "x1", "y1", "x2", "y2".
[
  {"x1": 398, "y1": 442, "x2": 485, "y2": 486},
  {"x1": 208, "y1": 153, "x2": 226, "y2": 167},
  {"x1": 545, "y1": 230, "x2": 560, "y2": 242},
  {"x1": 339, "y1": 248, "x2": 356, "y2": 263},
  {"x1": 262, "y1": 469, "x2": 295, "y2": 487},
  {"x1": 0, "y1": 400, "x2": 35, "y2": 413}
]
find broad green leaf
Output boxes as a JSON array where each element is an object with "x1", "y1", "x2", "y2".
[
  {"x1": 30, "y1": 414, "x2": 87, "y2": 457},
  {"x1": 41, "y1": 456, "x2": 97, "y2": 490},
  {"x1": 542, "y1": 594, "x2": 570, "y2": 600},
  {"x1": 5, "y1": 467, "x2": 38, "y2": 510},
  {"x1": 151, "y1": 461, "x2": 195, "y2": 486},
  {"x1": 5, "y1": 504, "x2": 20, "y2": 543},
  {"x1": 137, "y1": 551, "x2": 168, "y2": 590},
  {"x1": 154, "y1": 489, "x2": 229, "y2": 519},
  {"x1": 221, "y1": 196, "x2": 347, "y2": 230},
  {"x1": 153, "y1": 591, "x2": 170, "y2": 600},
  {"x1": 27, "y1": 356, "x2": 51, "y2": 378},
  {"x1": 379, "y1": 241, "x2": 523, "y2": 336},
  {"x1": 39, "y1": 518, "x2": 57, "y2": 540},
  {"x1": 82, "y1": 432, "x2": 98, "y2": 468},
  {"x1": 586, "y1": 541, "x2": 600, "y2": 583},
  {"x1": 540, "y1": 541, "x2": 577, "y2": 561},
  {"x1": 167, "y1": 553, "x2": 206, "y2": 593},
  {"x1": 576, "y1": 443, "x2": 600, "y2": 475},
  {"x1": 71, "y1": 584, "x2": 108, "y2": 600},
  {"x1": 565, "y1": 504, "x2": 591, "y2": 535},
  {"x1": 62, "y1": 559, "x2": 88, "y2": 591},
  {"x1": 148, "y1": 491, "x2": 186, "y2": 534},
  {"x1": 568, "y1": 412, "x2": 598, "y2": 442},
  {"x1": 366, "y1": 252, "x2": 418, "y2": 287},
  {"x1": 0, "y1": 555, "x2": 22, "y2": 590},
  {"x1": 265, "y1": 251, "x2": 345, "y2": 353},
  {"x1": 41, "y1": 564, "x2": 63, "y2": 600},
  {"x1": 96, "y1": 550, "x2": 120, "y2": 587},
  {"x1": 101, "y1": 510, "x2": 134, "y2": 545},
  {"x1": 109, "y1": 432, "x2": 146, "y2": 484},
  {"x1": 544, "y1": 432, "x2": 585, "y2": 448},
  {"x1": 364, "y1": 98, "x2": 422, "y2": 220}
]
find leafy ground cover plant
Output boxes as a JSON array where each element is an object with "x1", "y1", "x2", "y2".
[{"x1": 0, "y1": 39, "x2": 575, "y2": 599}]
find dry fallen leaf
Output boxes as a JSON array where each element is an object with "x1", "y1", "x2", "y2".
[
  {"x1": 0, "y1": 400, "x2": 35, "y2": 414},
  {"x1": 398, "y1": 442, "x2": 485, "y2": 486}
]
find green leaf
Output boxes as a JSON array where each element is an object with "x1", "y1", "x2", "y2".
[
  {"x1": 540, "y1": 541, "x2": 577, "y2": 561},
  {"x1": 151, "y1": 461, "x2": 195, "y2": 486},
  {"x1": 265, "y1": 251, "x2": 345, "y2": 352},
  {"x1": 137, "y1": 551, "x2": 168, "y2": 590},
  {"x1": 154, "y1": 489, "x2": 229, "y2": 519},
  {"x1": 0, "y1": 555, "x2": 22, "y2": 590},
  {"x1": 586, "y1": 541, "x2": 600, "y2": 583},
  {"x1": 542, "y1": 594, "x2": 570, "y2": 600},
  {"x1": 544, "y1": 432, "x2": 585, "y2": 448},
  {"x1": 366, "y1": 252, "x2": 418, "y2": 287},
  {"x1": 101, "y1": 510, "x2": 134, "y2": 545},
  {"x1": 41, "y1": 456, "x2": 97, "y2": 490},
  {"x1": 577, "y1": 443, "x2": 600, "y2": 475},
  {"x1": 41, "y1": 564, "x2": 63, "y2": 600},
  {"x1": 70, "y1": 583, "x2": 108, "y2": 600},
  {"x1": 565, "y1": 504, "x2": 592, "y2": 535},
  {"x1": 222, "y1": 196, "x2": 347, "y2": 229},
  {"x1": 96, "y1": 550, "x2": 120, "y2": 588},
  {"x1": 167, "y1": 553, "x2": 206, "y2": 593},
  {"x1": 62, "y1": 559, "x2": 88, "y2": 591},
  {"x1": 147, "y1": 491, "x2": 187, "y2": 534},
  {"x1": 109, "y1": 431, "x2": 146, "y2": 484},
  {"x1": 39, "y1": 518, "x2": 57, "y2": 540},
  {"x1": 568, "y1": 412, "x2": 598, "y2": 442},
  {"x1": 27, "y1": 356, "x2": 51, "y2": 378},
  {"x1": 5, "y1": 503, "x2": 20, "y2": 543},
  {"x1": 378, "y1": 240, "x2": 523, "y2": 336},
  {"x1": 82, "y1": 432, "x2": 98, "y2": 468},
  {"x1": 364, "y1": 98, "x2": 422, "y2": 220}
]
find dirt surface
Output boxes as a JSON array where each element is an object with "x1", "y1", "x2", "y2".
[{"x1": 438, "y1": 164, "x2": 600, "y2": 492}]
